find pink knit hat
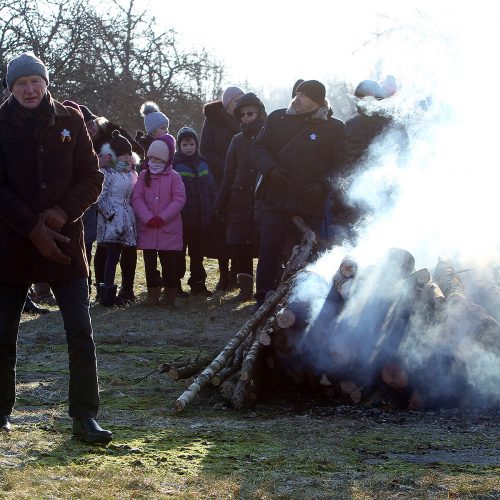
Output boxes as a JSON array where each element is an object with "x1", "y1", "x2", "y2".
[{"x1": 147, "y1": 134, "x2": 176, "y2": 166}]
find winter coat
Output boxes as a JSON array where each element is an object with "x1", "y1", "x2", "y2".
[
  {"x1": 200, "y1": 100, "x2": 240, "y2": 187},
  {"x1": 96, "y1": 167, "x2": 138, "y2": 246},
  {"x1": 252, "y1": 103, "x2": 348, "y2": 218},
  {"x1": 173, "y1": 152, "x2": 216, "y2": 229},
  {"x1": 345, "y1": 112, "x2": 409, "y2": 166},
  {"x1": 0, "y1": 93, "x2": 103, "y2": 283},
  {"x1": 132, "y1": 166, "x2": 186, "y2": 251},
  {"x1": 215, "y1": 93, "x2": 266, "y2": 248}
]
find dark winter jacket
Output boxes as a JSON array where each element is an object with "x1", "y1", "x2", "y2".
[
  {"x1": 135, "y1": 130, "x2": 155, "y2": 157},
  {"x1": 0, "y1": 93, "x2": 103, "y2": 283},
  {"x1": 215, "y1": 92, "x2": 266, "y2": 247},
  {"x1": 252, "y1": 103, "x2": 348, "y2": 218},
  {"x1": 345, "y1": 112, "x2": 408, "y2": 165},
  {"x1": 173, "y1": 152, "x2": 216, "y2": 229},
  {"x1": 200, "y1": 100, "x2": 240, "y2": 187}
]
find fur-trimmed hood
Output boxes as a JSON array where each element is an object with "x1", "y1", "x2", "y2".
[
  {"x1": 286, "y1": 98, "x2": 332, "y2": 121},
  {"x1": 99, "y1": 143, "x2": 117, "y2": 165},
  {"x1": 203, "y1": 100, "x2": 227, "y2": 125}
]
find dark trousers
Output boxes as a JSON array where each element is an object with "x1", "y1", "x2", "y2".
[
  {"x1": 143, "y1": 250, "x2": 179, "y2": 288},
  {"x1": 255, "y1": 211, "x2": 322, "y2": 303},
  {"x1": 94, "y1": 244, "x2": 137, "y2": 289},
  {"x1": 0, "y1": 278, "x2": 99, "y2": 418},
  {"x1": 178, "y1": 226, "x2": 207, "y2": 288},
  {"x1": 229, "y1": 244, "x2": 254, "y2": 276}
]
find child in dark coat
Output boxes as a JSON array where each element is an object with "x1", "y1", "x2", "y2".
[{"x1": 173, "y1": 127, "x2": 217, "y2": 296}]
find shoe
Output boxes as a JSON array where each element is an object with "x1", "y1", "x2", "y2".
[
  {"x1": 1, "y1": 415, "x2": 11, "y2": 433},
  {"x1": 98, "y1": 284, "x2": 117, "y2": 307},
  {"x1": 229, "y1": 273, "x2": 254, "y2": 302},
  {"x1": 144, "y1": 287, "x2": 161, "y2": 306},
  {"x1": 190, "y1": 286, "x2": 212, "y2": 297},
  {"x1": 215, "y1": 269, "x2": 229, "y2": 291},
  {"x1": 72, "y1": 417, "x2": 112, "y2": 444},
  {"x1": 117, "y1": 286, "x2": 136, "y2": 304},
  {"x1": 159, "y1": 287, "x2": 177, "y2": 307},
  {"x1": 33, "y1": 283, "x2": 57, "y2": 306},
  {"x1": 227, "y1": 269, "x2": 238, "y2": 291},
  {"x1": 23, "y1": 296, "x2": 50, "y2": 315}
]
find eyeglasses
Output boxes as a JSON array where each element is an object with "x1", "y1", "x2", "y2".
[{"x1": 240, "y1": 111, "x2": 257, "y2": 118}]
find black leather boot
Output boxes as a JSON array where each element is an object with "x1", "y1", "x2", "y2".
[
  {"x1": 98, "y1": 284, "x2": 117, "y2": 308},
  {"x1": 1, "y1": 415, "x2": 11, "y2": 432},
  {"x1": 72, "y1": 417, "x2": 112, "y2": 443},
  {"x1": 23, "y1": 296, "x2": 49, "y2": 315}
]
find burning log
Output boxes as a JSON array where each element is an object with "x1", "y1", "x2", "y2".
[
  {"x1": 340, "y1": 380, "x2": 363, "y2": 404},
  {"x1": 333, "y1": 258, "x2": 358, "y2": 299}
]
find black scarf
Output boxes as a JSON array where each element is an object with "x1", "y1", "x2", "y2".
[{"x1": 9, "y1": 92, "x2": 54, "y2": 140}]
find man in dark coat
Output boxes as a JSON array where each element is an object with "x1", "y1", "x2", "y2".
[
  {"x1": 200, "y1": 86, "x2": 244, "y2": 290},
  {"x1": 252, "y1": 80, "x2": 348, "y2": 307},
  {"x1": 339, "y1": 79, "x2": 409, "y2": 233},
  {"x1": 0, "y1": 52, "x2": 111, "y2": 442}
]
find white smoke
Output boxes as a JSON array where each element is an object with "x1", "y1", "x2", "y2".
[{"x1": 289, "y1": 4, "x2": 500, "y2": 407}]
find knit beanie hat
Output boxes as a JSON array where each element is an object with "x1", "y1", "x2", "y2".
[
  {"x1": 295, "y1": 80, "x2": 326, "y2": 106},
  {"x1": 176, "y1": 126, "x2": 199, "y2": 149},
  {"x1": 6, "y1": 52, "x2": 49, "y2": 91},
  {"x1": 79, "y1": 104, "x2": 98, "y2": 123},
  {"x1": 147, "y1": 134, "x2": 176, "y2": 165},
  {"x1": 140, "y1": 101, "x2": 170, "y2": 135},
  {"x1": 292, "y1": 79, "x2": 305, "y2": 98},
  {"x1": 222, "y1": 86, "x2": 244, "y2": 109},
  {"x1": 109, "y1": 130, "x2": 132, "y2": 157},
  {"x1": 354, "y1": 80, "x2": 384, "y2": 99}
]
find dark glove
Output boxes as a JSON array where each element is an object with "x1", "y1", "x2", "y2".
[
  {"x1": 268, "y1": 167, "x2": 288, "y2": 188},
  {"x1": 39, "y1": 206, "x2": 68, "y2": 231},
  {"x1": 301, "y1": 183, "x2": 327, "y2": 204},
  {"x1": 29, "y1": 221, "x2": 71, "y2": 265},
  {"x1": 213, "y1": 207, "x2": 226, "y2": 223}
]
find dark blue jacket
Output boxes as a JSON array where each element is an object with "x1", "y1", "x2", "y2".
[{"x1": 173, "y1": 152, "x2": 216, "y2": 229}]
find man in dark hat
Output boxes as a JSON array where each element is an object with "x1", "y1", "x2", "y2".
[
  {"x1": 252, "y1": 79, "x2": 348, "y2": 308},
  {"x1": 0, "y1": 52, "x2": 112, "y2": 442}
]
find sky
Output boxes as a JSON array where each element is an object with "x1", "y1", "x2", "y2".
[{"x1": 148, "y1": 0, "x2": 468, "y2": 97}]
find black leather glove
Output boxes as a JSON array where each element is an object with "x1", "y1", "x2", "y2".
[
  {"x1": 301, "y1": 183, "x2": 327, "y2": 204},
  {"x1": 268, "y1": 167, "x2": 288, "y2": 188}
]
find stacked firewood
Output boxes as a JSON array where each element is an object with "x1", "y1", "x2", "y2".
[{"x1": 167, "y1": 219, "x2": 500, "y2": 411}]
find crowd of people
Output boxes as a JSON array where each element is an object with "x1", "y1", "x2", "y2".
[{"x1": 0, "y1": 51, "x2": 406, "y2": 441}]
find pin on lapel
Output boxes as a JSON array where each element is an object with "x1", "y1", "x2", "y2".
[{"x1": 60, "y1": 129, "x2": 72, "y2": 142}]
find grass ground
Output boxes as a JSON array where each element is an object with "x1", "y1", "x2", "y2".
[{"x1": 1, "y1": 256, "x2": 499, "y2": 499}]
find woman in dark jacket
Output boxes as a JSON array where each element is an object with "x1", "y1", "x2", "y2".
[
  {"x1": 200, "y1": 86, "x2": 244, "y2": 291},
  {"x1": 214, "y1": 92, "x2": 266, "y2": 301}
]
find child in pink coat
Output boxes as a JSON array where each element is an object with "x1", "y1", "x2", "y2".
[{"x1": 132, "y1": 134, "x2": 186, "y2": 306}]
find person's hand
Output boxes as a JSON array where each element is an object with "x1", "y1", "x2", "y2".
[
  {"x1": 268, "y1": 167, "x2": 288, "y2": 187},
  {"x1": 301, "y1": 183, "x2": 326, "y2": 204},
  {"x1": 29, "y1": 221, "x2": 71, "y2": 265},
  {"x1": 152, "y1": 216, "x2": 164, "y2": 227},
  {"x1": 39, "y1": 206, "x2": 68, "y2": 231},
  {"x1": 146, "y1": 217, "x2": 157, "y2": 228},
  {"x1": 98, "y1": 154, "x2": 112, "y2": 168},
  {"x1": 213, "y1": 207, "x2": 225, "y2": 223}
]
